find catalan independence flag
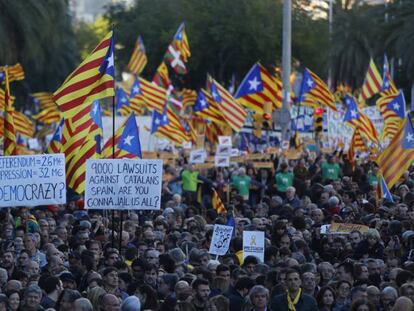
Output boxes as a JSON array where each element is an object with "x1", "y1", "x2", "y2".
[
  {"x1": 208, "y1": 77, "x2": 247, "y2": 132},
  {"x1": 377, "y1": 91, "x2": 405, "y2": 141},
  {"x1": 381, "y1": 55, "x2": 398, "y2": 96},
  {"x1": 359, "y1": 58, "x2": 382, "y2": 101},
  {"x1": 298, "y1": 68, "x2": 337, "y2": 112},
  {"x1": 102, "y1": 113, "x2": 142, "y2": 159},
  {"x1": 343, "y1": 95, "x2": 378, "y2": 144},
  {"x1": 379, "y1": 174, "x2": 394, "y2": 202},
  {"x1": 212, "y1": 189, "x2": 226, "y2": 214},
  {"x1": 66, "y1": 101, "x2": 103, "y2": 193},
  {"x1": 47, "y1": 118, "x2": 64, "y2": 153},
  {"x1": 127, "y1": 35, "x2": 147, "y2": 75},
  {"x1": 53, "y1": 31, "x2": 115, "y2": 118},
  {"x1": 235, "y1": 63, "x2": 282, "y2": 113},
  {"x1": 193, "y1": 89, "x2": 227, "y2": 126},
  {"x1": 3, "y1": 69, "x2": 17, "y2": 155},
  {"x1": 377, "y1": 112, "x2": 414, "y2": 189}
]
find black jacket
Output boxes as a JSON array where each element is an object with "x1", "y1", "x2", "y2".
[{"x1": 270, "y1": 292, "x2": 318, "y2": 311}]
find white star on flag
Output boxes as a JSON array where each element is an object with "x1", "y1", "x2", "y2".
[
  {"x1": 306, "y1": 78, "x2": 314, "y2": 88},
  {"x1": 200, "y1": 99, "x2": 207, "y2": 107},
  {"x1": 350, "y1": 109, "x2": 358, "y2": 118},
  {"x1": 212, "y1": 90, "x2": 219, "y2": 101},
  {"x1": 133, "y1": 86, "x2": 140, "y2": 94},
  {"x1": 248, "y1": 77, "x2": 260, "y2": 91},
  {"x1": 123, "y1": 135, "x2": 134, "y2": 146},
  {"x1": 406, "y1": 133, "x2": 414, "y2": 143},
  {"x1": 121, "y1": 97, "x2": 127, "y2": 103},
  {"x1": 162, "y1": 115, "x2": 168, "y2": 122},
  {"x1": 92, "y1": 104, "x2": 98, "y2": 115},
  {"x1": 106, "y1": 49, "x2": 114, "y2": 70},
  {"x1": 154, "y1": 118, "x2": 160, "y2": 125},
  {"x1": 393, "y1": 103, "x2": 400, "y2": 111}
]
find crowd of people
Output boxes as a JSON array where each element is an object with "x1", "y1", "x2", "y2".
[{"x1": 1, "y1": 150, "x2": 414, "y2": 311}]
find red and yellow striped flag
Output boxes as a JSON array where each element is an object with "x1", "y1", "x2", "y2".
[
  {"x1": 212, "y1": 189, "x2": 226, "y2": 214},
  {"x1": 53, "y1": 31, "x2": 115, "y2": 118},
  {"x1": 13, "y1": 111, "x2": 35, "y2": 138},
  {"x1": 127, "y1": 35, "x2": 147, "y2": 75},
  {"x1": 359, "y1": 58, "x2": 382, "y2": 101},
  {"x1": 3, "y1": 70, "x2": 17, "y2": 155},
  {"x1": 0, "y1": 63, "x2": 25, "y2": 82},
  {"x1": 208, "y1": 76, "x2": 247, "y2": 132}
]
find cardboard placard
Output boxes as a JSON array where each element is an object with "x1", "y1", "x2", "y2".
[
  {"x1": 209, "y1": 224, "x2": 234, "y2": 256},
  {"x1": 215, "y1": 156, "x2": 230, "y2": 167},
  {"x1": 0, "y1": 154, "x2": 66, "y2": 207},
  {"x1": 243, "y1": 231, "x2": 265, "y2": 262},
  {"x1": 218, "y1": 136, "x2": 232, "y2": 146},
  {"x1": 85, "y1": 159, "x2": 163, "y2": 210}
]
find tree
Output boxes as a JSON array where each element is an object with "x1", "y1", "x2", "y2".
[
  {"x1": 105, "y1": 0, "x2": 329, "y2": 89},
  {"x1": 0, "y1": 0, "x2": 79, "y2": 109}
]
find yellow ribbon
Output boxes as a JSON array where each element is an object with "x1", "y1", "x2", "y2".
[{"x1": 287, "y1": 288, "x2": 301, "y2": 311}]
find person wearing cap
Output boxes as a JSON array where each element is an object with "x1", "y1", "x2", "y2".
[{"x1": 60, "y1": 272, "x2": 77, "y2": 290}]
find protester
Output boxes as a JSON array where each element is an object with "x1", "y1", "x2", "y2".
[{"x1": 3, "y1": 147, "x2": 414, "y2": 311}]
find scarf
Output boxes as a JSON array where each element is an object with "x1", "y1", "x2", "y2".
[{"x1": 287, "y1": 288, "x2": 302, "y2": 311}]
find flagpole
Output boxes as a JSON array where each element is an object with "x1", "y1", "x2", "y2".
[{"x1": 111, "y1": 24, "x2": 116, "y2": 249}]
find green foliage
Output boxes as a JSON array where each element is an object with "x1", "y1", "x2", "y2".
[
  {"x1": 0, "y1": 0, "x2": 79, "y2": 109},
  {"x1": 106, "y1": 0, "x2": 329, "y2": 88}
]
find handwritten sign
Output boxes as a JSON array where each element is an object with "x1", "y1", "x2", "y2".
[
  {"x1": 243, "y1": 231, "x2": 265, "y2": 262},
  {"x1": 0, "y1": 154, "x2": 66, "y2": 207},
  {"x1": 218, "y1": 136, "x2": 232, "y2": 146},
  {"x1": 215, "y1": 156, "x2": 230, "y2": 167},
  {"x1": 85, "y1": 159, "x2": 163, "y2": 210},
  {"x1": 209, "y1": 224, "x2": 234, "y2": 256}
]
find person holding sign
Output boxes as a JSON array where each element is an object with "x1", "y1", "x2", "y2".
[{"x1": 271, "y1": 269, "x2": 318, "y2": 311}]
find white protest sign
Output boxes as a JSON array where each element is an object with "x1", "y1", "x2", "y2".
[
  {"x1": 243, "y1": 231, "x2": 265, "y2": 262},
  {"x1": 28, "y1": 138, "x2": 41, "y2": 151},
  {"x1": 215, "y1": 156, "x2": 230, "y2": 167},
  {"x1": 231, "y1": 148, "x2": 239, "y2": 157},
  {"x1": 85, "y1": 159, "x2": 163, "y2": 210},
  {"x1": 209, "y1": 224, "x2": 234, "y2": 256},
  {"x1": 216, "y1": 145, "x2": 231, "y2": 156},
  {"x1": 183, "y1": 141, "x2": 192, "y2": 149},
  {"x1": 189, "y1": 149, "x2": 206, "y2": 164},
  {"x1": 218, "y1": 136, "x2": 232, "y2": 146},
  {"x1": 0, "y1": 154, "x2": 66, "y2": 207},
  {"x1": 281, "y1": 140, "x2": 290, "y2": 150}
]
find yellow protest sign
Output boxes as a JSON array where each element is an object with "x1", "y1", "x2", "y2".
[{"x1": 329, "y1": 223, "x2": 369, "y2": 234}]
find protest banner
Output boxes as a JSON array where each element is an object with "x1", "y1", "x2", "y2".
[
  {"x1": 320, "y1": 223, "x2": 369, "y2": 235},
  {"x1": 214, "y1": 155, "x2": 230, "y2": 167},
  {"x1": 209, "y1": 224, "x2": 234, "y2": 256},
  {"x1": 243, "y1": 231, "x2": 265, "y2": 262},
  {"x1": 0, "y1": 154, "x2": 66, "y2": 207},
  {"x1": 189, "y1": 149, "x2": 206, "y2": 164},
  {"x1": 85, "y1": 159, "x2": 163, "y2": 210},
  {"x1": 231, "y1": 148, "x2": 239, "y2": 157},
  {"x1": 218, "y1": 136, "x2": 232, "y2": 146}
]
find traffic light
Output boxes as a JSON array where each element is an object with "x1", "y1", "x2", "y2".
[
  {"x1": 314, "y1": 107, "x2": 324, "y2": 136},
  {"x1": 253, "y1": 113, "x2": 262, "y2": 138},
  {"x1": 262, "y1": 102, "x2": 273, "y2": 130}
]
